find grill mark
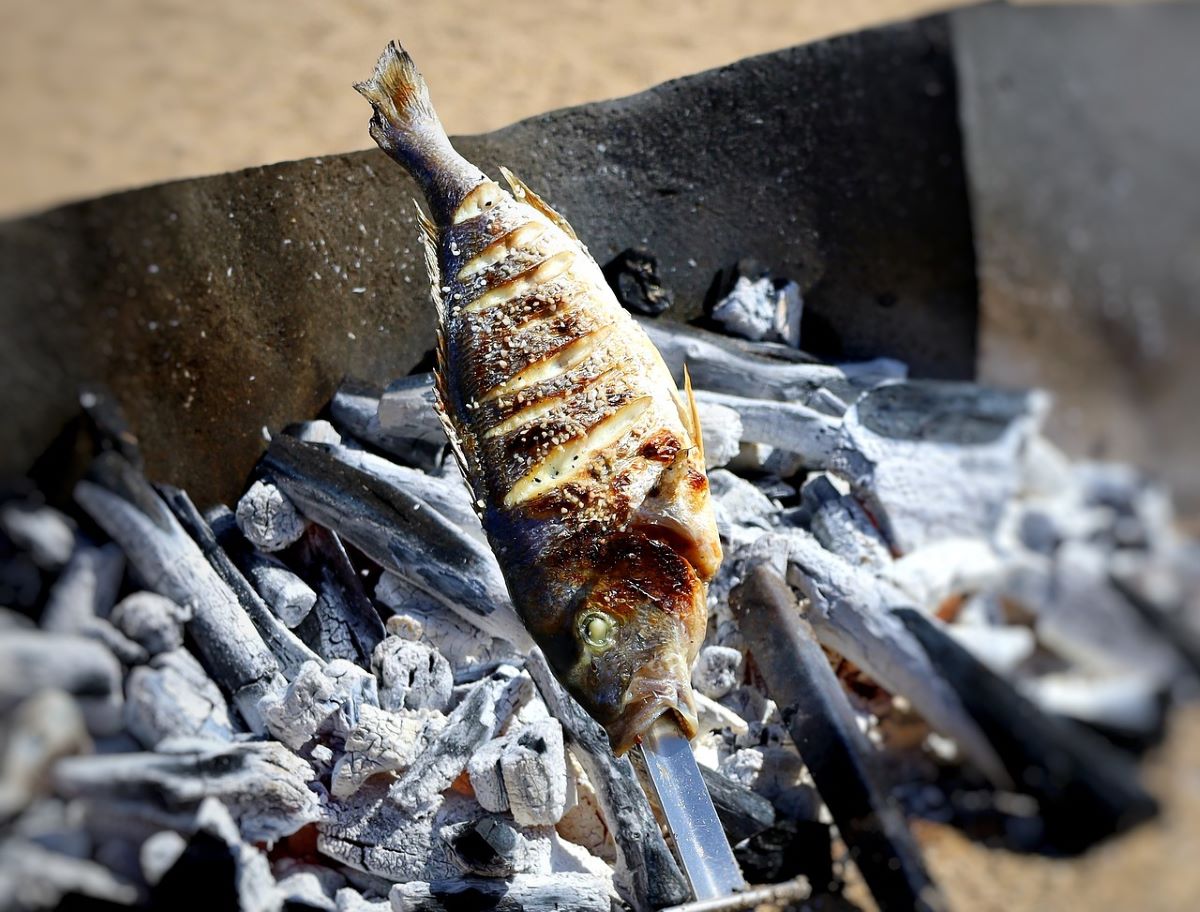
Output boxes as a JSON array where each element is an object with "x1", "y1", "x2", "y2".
[
  {"x1": 457, "y1": 223, "x2": 547, "y2": 281},
  {"x1": 483, "y1": 367, "x2": 618, "y2": 439},
  {"x1": 481, "y1": 324, "x2": 614, "y2": 403},
  {"x1": 454, "y1": 182, "x2": 506, "y2": 223},
  {"x1": 503, "y1": 397, "x2": 653, "y2": 507},
  {"x1": 465, "y1": 250, "x2": 576, "y2": 314}
]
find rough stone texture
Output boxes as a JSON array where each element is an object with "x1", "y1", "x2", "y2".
[
  {"x1": 952, "y1": 2, "x2": 1200, "y2": 512},
  {"x1": 0, "y1": 18, "x2": 975, "y2": 506}
]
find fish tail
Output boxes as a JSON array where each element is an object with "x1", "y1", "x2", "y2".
[
  {"x1": 356, "y1": 42, "x2": 485, "y2": 221},
  {"x1": 354, "y1": 42, "x2": 444, "y2": 170}
]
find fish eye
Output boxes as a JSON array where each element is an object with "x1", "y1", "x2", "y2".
[{"x1": 579, "y1": 611, "x2": 617, "y2": 651}]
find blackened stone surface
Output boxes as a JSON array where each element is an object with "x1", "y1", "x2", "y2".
[
  {"x1": 0, "y1": 17, "x2": 976, "y2": 506},
  {"x1": 952, "y1": 2, "x2": 1200, "y2": 511}
]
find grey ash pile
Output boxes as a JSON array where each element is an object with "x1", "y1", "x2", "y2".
[{"x1": 0, "y1": 295, "x2": 1197, "y2": 912}]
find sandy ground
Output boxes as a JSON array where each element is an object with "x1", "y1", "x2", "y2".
[{"x1": 0, "y1": 0, "x2": 963, "y2": 217}]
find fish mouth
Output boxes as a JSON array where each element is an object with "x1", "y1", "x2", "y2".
[{"x1": 606, "y1": 654, "x2": 699, "y2": 756}]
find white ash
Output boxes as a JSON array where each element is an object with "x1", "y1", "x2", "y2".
[
  {"x1": 372, "y1": 636, "x2": 453, "y2": 713},
  {"x1": 110, "y1": 590, "x2": 192, "y2": 656},
  {"x1": 691, "y1": 645, "x2": 743, "y2": 699},
  {"x1": 236, "y1": 479, "x2": 308, "y2": 551}
]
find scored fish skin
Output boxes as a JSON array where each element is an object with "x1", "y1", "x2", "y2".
[{"x1": 356, "y1": 42, "x2": 722, "y2": 755}]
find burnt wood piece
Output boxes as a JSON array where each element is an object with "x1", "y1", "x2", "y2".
[
  {"x1": 526, "y1": 648, "x2": 689, "y2": 912},
  {"x1": 696, "y1": 765, "x2": 777, "y2": 845},
  {"x1": 261, "y1": 435, "x2": 529, "y2": 648},
  {"x1": 894, "y1": 607, "x2": 1159, "y2": 853},
  {"x1": 73, "y1": 452, "x2": 282, "y2": 731},
  {"x1": 285, "y1": 524, "x2": 385, "y2": 667},
  {"x1": 163, "y1": 490, "x2": 320, "y2": 678},
  {"x1": 732, "y1": 565, "x2": 946, "y2": 912},
  {"x1": 211, "y1": 515, "x2": 317, "y2": 628}
]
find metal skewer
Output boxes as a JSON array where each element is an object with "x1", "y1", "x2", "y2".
[{"x1": 637, "y1": 714, "x2": 746, "y2": 901}]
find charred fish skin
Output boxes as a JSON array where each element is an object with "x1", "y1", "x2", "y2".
[{"x1": 356, "y1": 43, "x2": 722, "y2": 755}]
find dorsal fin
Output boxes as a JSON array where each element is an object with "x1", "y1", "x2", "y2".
[
  {"x1": 416, "y1": 198, "x2": 482, "y2": 512},
  {"x1": 683, "y1": 365, "x2": 705, "y2": 466},
  {"x1": 498, "y1": 166, "x2": 578, "y2": 241}
]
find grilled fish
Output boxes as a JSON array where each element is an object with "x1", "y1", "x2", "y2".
[{"x1": 356, "y1": 43, "x2": 722, "y2": 755}]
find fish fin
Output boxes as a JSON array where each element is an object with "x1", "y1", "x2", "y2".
[
  {"x1": 417, "y1": 196, "x2": 481, "y2": 509},
  {"x1": 355, "y1": 42, "x2": 445, "y2": 170},
  {"x1": 414, "y1": 200, "x2": 443, "y2": 319},
  {"x1": 498, "y1": 166, "x2": 578, "y2": 241},
  {"x1": 683, "y1": 365, "x2": 705, "y2": 466}
]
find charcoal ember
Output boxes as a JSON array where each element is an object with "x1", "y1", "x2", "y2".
[
  {"x1": 525, "y1": 650, "x2": 689, "y2": 910},
  {"x1": 152, "y1": 797, "x2": 280, "y2": 912},
  {"x1": 697, "y1": 764, "x2": 776, "y2": 844},
  {"x1": 110, "y1": 590, "x2": 192, "y2": 656},
  {"x1": 695, "y1": 400, "x2": 743, "y2": 470},
  {"x1": 140, "y1": 830, "x2": 188, "y2": 887},
  {"x1": 40, "y1": 541, "x2": 124, "y2": 633},
  {"x1": 601, "y1": 247, "x2": 673, "y2": 316},
  {"x1": 0, "y1": 838, "x2": 140, "y2": 910},
  {"x1": 467, "y1": 718, "x2": 568, "y2": 827},
  {"x1": 376, "y1": 575, "x2": 509, "y2": 671},
  {"x1": 319, "y1": 785, "x2": 548, "y2": 884},
  {"x1": 0, "y1": 630, "x2": 123, "y2": 735},
  {"x1": 388, "y1": 668, "x2": 525, "y2": 815},
  {"x1": 442, "y1": 815, "x2": 549, "y2": 879},
  {"x1": 797, "y1": 474, "x2": 892, "y2": 570},
  {"x1": 372, "y1": 636, "x2": 454, "y2": 713},
  {"x1": 259, "y1": 659, "x2": 379, "y2": 752},
  {"x1": 75, "y1": 456, "x2": 285, "y2": 732},
  {"x1": 389, "y1": 872, "x2": 610, "y2": 912},
  {"x1": 125, "y1": 649, "x2": 236, "y2": 747},
  {"x1": 733, "y1": 566, "x2": 945, "y2": 912},
  {"x1": 330, "y1": 704, "x2": 445, "y2": 800},
  {"x1": 284, "y1": 523, "x2": 386, "y2": 666},
  {"x1": 238, "y1": 479, "x2": 308, "y2": 552},
  {"x1": 54, "y1": 739, "x2": 321, "y2": 843},
  {"x1": 832, "y1": 382, "x2": 1048, "y2": 551},
  {"x1": 895, "y1": 607, "x2": 1159, "y2": 852},
  {"x1": 0, "y1": 689, "x2": 90, "y2": 819},
  {"x1": 711, "y1": 274, "x2": 803, "y2": 347}
]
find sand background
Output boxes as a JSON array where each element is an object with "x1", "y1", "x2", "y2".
[{"x1": 0, "y1": 0, "x2": 974, "y2": 218}]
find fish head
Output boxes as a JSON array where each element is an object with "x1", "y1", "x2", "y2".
[{"x1": 554, "y1": 532, "x2": 707, "y2": 756}]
